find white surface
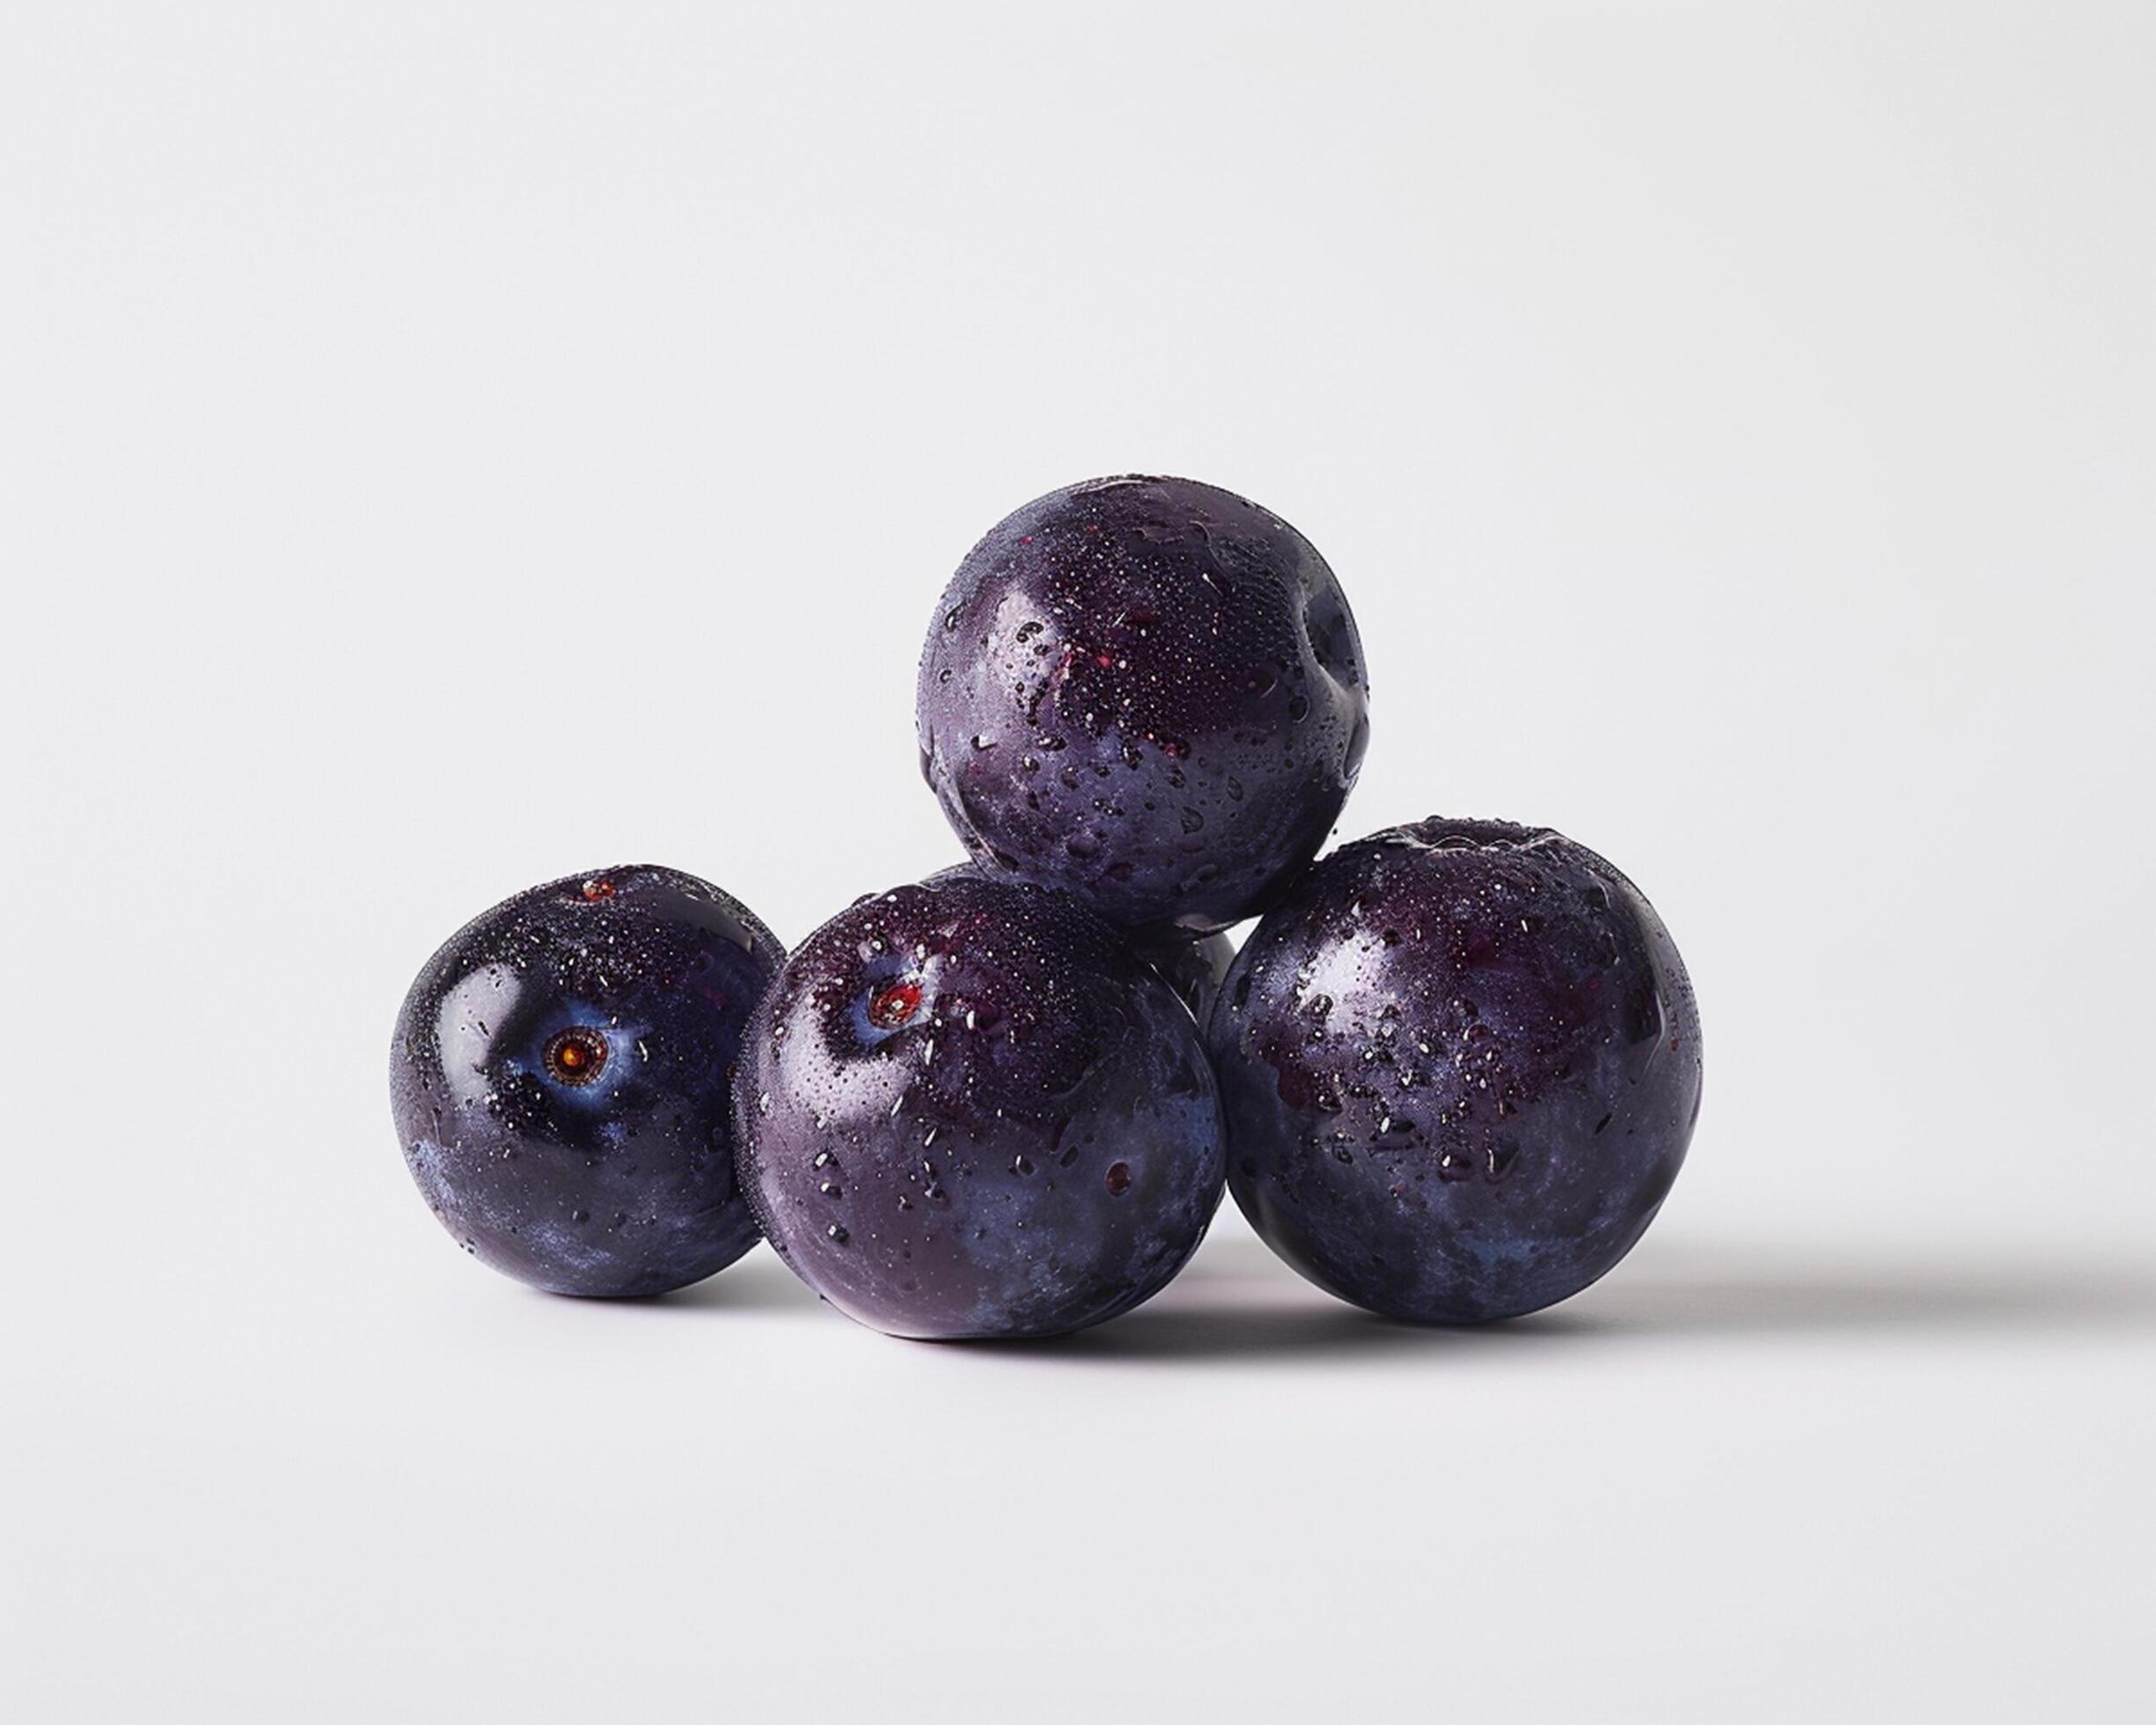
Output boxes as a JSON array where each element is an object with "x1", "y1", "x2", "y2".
[{"x1": 7, "y1": 4, "x2": 2152, "y2": 1721}]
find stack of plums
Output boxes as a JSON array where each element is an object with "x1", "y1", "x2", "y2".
[{"x1": 391, "y1": 476, "x2": 1702, "y2": 1339}]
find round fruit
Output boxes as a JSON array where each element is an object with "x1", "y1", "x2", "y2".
[
  {"x1": 736, "y1": 871, "x2": 1226, "y2": 1339},
  {"x1": 1207, "y1": 819, "x2": 1702, "y2": 1322},
  {"x1": 916, "y1": 474, "x2": 1369, "y2": 939},
  {"x1": 389, "y1": 865, "x2": 782, "y2": 1296}
]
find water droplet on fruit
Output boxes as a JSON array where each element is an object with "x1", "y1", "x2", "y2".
[
  {"x1": 1013, "y1": 1155, "x2": 1034, "y2": 1175},
  {"x1": 1104, "y1": 1162, "x2": 1132, "y2": 1196},
  {"x1": 826, "y1": 1223, "x2": 849, "y2": 1244}
]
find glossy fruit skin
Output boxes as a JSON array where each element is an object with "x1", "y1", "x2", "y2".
[
  {"x1": 925, "y1": 861, "x2": 1234, "y2": 1024},
  {"x1": 389, "y1": 865, "x2": 782, "y2": 1297},
  {"x1": 1207, "y1": 819, "x2": 1702, "y2": 1323},
  {"x1": 1143, "y1": 929, "x2": 1236, "y2": 1024},
  {"x1": 916, "y1": 475, "x2": 1369, "y2": 940},
  {"x1": 735, "y1": 872, "x2": 1226, "y2": 1340}
]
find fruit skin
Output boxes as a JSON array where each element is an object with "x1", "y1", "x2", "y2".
[
  {"x1": 1206, "y1": 819, "x2": 1702, "y2": 1323},
  {"x1": 389, "y1": 865, "x2": 782, "y2": 1297},
  {"x1": 1142, "y1": 929, "x2": 1236, "y2": 1024},
  {"x1": 925, "y1": 861, "x2": 1234, "y2": 1023},
  {"x1": 915, "y1": 474, "x2": 1369, "y2": 940},
  {"x1": 735, "y1": 871, "x2": 1226, "y2": 1340}
]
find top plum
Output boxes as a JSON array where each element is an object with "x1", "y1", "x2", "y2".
[{"x1": 915, "y1": 475, "x2": 1369, "y2": 940}]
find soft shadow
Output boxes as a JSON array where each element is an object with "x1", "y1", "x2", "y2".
[
  {"x1": 1010, "y1": 1233, "x2": 2156, "y2": 1366},
  {"x1": 1562, "y1": 1238, "x2": 2156, "y2": 1340},
  {"x1": 602, "y1": 1231, "x2": 2156, "y2": 1358},
  {"x1": 645, "y1": 1248, "x2": 825, "y2": 1314},
  {"x1": 1021, "y1": 1235, "x2": 1593, "y2": 1364}
]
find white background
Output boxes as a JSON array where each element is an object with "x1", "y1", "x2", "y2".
[{"x1": 8, "y1": 4, "x2": 2152, "y2": 1720}]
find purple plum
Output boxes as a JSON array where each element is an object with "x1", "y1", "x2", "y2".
[
  {"x1": 734, "y1": 871, "x2": 1225, "y2": 1339},
  {"x1": 389, "y1": 865, "x2": 781, "y2": 1296},
  {"x1": 916, "y1": 475, "x2": 1368, "y2": 940},
  {"x1": 1207, "y1": 819, "x2": 1702, "y2": 1322}
]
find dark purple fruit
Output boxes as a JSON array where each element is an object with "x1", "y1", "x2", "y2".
[
  {"x1": 735, "y1": 872, "x2": 1226, "y2": 1340},
  {"x1": 1142, "y1": 929, "x2": 1236, "y2": 1023},
  {"x1": 389, "y1": 865, "x2": 781, "y2": 1296},
  {"x1": 925, "y1": 860, "x2": 1233, "y2": 1023},
  {"x1": 1207, "y1": 819, "x2": 1702, "y2": 1322},
  {"x1": 916, "y1": 475, "x2": 1369, "y2": 939}
]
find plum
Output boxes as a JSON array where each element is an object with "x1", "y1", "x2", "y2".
[
  {"x1": 389, "y1": 865, "x2": 781, "y2": 1296},
  {"x1": 735, "y1": 871, "x2": 1226, "y2": 1339},
  {"x1": 916, "y1": 474, "x2": 1368, "y2": 940},
  {"x1": 1206, "y1": 819, "x2": 1702, "y2": 1322}
]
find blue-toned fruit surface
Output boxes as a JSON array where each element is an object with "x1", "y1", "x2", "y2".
[
  {"x1": 737, "y1": 872, "x2": 1226, "y2": 1339},
  {"x1": 390, "y1": 865, "x2": 781, "y2": 1296}
]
